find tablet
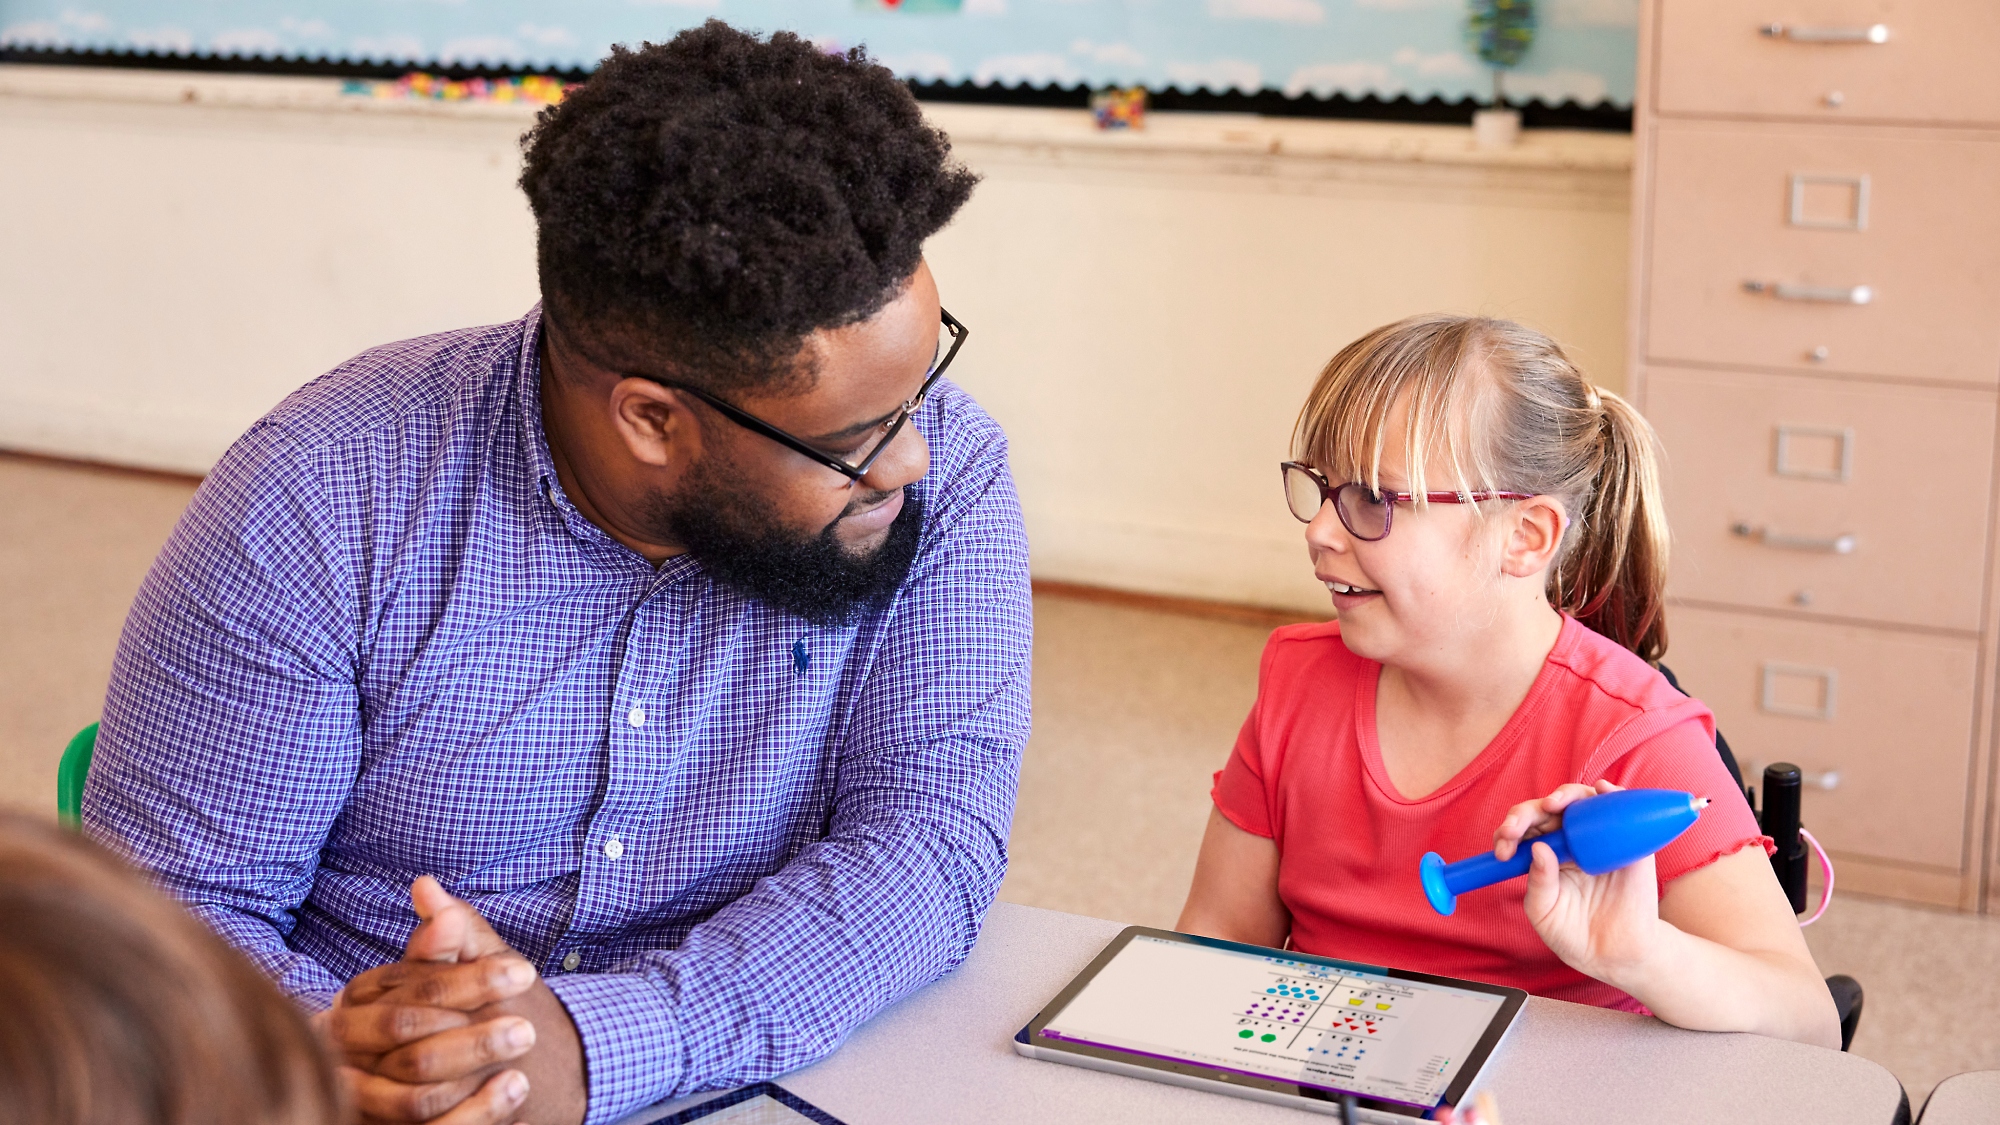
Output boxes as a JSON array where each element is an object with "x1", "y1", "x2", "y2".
[
  {"x1": 621, "y1": 1083, "x2": 846, "y2": 1125},
  {"x1": 1014, "y1": 927, "x2": 1525, "y2": 1121}
]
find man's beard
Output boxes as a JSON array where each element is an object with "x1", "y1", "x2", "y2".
[{"x1": 646, "y1": 466, "x2": 925, "y2": 627}]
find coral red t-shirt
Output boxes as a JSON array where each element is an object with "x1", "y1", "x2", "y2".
[{"x1": 1212, "y1": 615, "x2": 1770, "y2": 1011}]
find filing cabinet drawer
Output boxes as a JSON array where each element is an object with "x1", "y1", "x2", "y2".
[
  {"x1": 1646, "y1": 366, "x2": 1995, "y2": 632},
  {"x1": 1664, "y1": 606, "x2": 1976, "y2": 872},
  {"x1": 1644, "y1": 121, "x2": 2000, "y2": 385},
  {"x1": 1655, "y1": 0, "x2": 2000, "y2": 126}
]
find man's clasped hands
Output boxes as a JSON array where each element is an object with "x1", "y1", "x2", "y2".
[{"x1": 319, "y1": 877, "x2": 588, "y2": 1125}]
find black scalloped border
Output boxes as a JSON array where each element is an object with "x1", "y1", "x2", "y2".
[{"x1": 0, "y1": 45, "x2": 1631, "y2": 132}]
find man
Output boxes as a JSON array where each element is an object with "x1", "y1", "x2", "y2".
[{"x1": 85, "y1": 23, "x2": 1030, "y2": 1125}]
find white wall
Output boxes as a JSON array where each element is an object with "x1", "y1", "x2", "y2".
[
  {"x1": 0, "y1": 69, "x2": 540, "y2": 472},
  {"x1": 0, "y1": 68, "x2": 1631, "y2": 614},
  {"x1": 929, "y1": 107, "x2": 1632, "y2": 613}
]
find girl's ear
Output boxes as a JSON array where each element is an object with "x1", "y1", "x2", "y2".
[{"x1": 1499, "y1": 495, "x2": 1567, "y2": 579}]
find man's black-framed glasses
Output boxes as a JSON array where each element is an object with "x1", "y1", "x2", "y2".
[{"x1": 674, "y1": 309, "x2": 968, "y2": 484}]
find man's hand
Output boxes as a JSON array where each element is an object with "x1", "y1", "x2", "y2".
[{"x1": 322, "y1": 877, "x2": 588, "y2": 1125}]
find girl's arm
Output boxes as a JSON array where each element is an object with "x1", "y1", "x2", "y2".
[
  {"x1": 1500, "y1": 783, "x2": 1841, "y2": 1049},
  {"x1": 1176, "y1": 808, "x2": 1291, "y2": 947},
  {"x1": 1637, "y1": 846, "x2": 1840, "y2": 1045}
]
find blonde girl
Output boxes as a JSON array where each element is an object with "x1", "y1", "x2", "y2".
[{"x1": 1177, "y1": 315, "x2": 1839, "y2": 1047}]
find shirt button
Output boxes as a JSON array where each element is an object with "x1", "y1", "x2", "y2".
[
  {"x1": 603, "y1": 836, "x2": 624, "y2": 860},
  {"x1": 561, "y1": 951, "x2": 581, "y2": 972},
  {"x1": 626, "y1": 706, "x2": 645, "y2": 728}
]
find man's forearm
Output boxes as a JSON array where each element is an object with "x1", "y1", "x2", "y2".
[
  {"x1": 546, "y1": 801, "x2": 1009, "y2": 1123},
  {"x1": 191, "y1": 901, "x2": 348, "y2": 1005}
]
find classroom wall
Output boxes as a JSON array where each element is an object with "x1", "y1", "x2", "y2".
[{"x1": 0, "y1": 66, "x2": 1632, "y2": 615}]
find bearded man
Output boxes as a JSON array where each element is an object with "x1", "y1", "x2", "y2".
[{"x1": 86, "y1": 23, "x2": 1029, "y2": 1125}]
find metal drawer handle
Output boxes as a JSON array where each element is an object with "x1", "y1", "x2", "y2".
[
  {"x1": 1743, "y1": 280, "x2": 1873, "y2": 304},
  {"x1": 1732, "y1": 522, "x2": 1856, "y2": 554},
  {"x1": 1748, "y1": 760, "x2": 1843, "y2": 791},
  {"x1": 1760, "y1": 23, "x2": 1889, "y2": 44}
]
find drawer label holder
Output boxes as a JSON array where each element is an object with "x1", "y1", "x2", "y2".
[{"x1": 1760, "y1": 662, "x2": 1839, "y2": 721}]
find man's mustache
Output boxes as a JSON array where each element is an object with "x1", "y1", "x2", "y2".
[{"x1": 839, "y1": 488, "x2": 901, "y2": 520}]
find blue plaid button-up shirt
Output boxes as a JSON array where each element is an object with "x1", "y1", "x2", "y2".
[{"x1": 85, "y1": 309, "x2": 1033, "y2": 1124}]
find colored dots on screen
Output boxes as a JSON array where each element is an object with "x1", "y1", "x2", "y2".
[
  {"x1": 1239, "y1": 1029, "x2": 1254, "y2": 1038},
  {"x1": 1261, "y1": 1034, "x2": 1277, "y2": 1042}
]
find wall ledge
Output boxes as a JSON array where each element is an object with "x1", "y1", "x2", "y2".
[
  {"x1": 1, "y1": 63, "x2": 1633, "y2": 173},
  {"x1": 0, "y1": 63, "x2": 542, "y2": 120},
  {"x1": 925, "y1": 102, "x2": 1632, "y2": 173}
]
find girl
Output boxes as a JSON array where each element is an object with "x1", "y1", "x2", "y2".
[
  {"x1": 1177, "y1": 315, "x2": 1839, "y2": 1047},
  {"x1": 0, "y1": 810, "x2": 346, "y2": 1124}
]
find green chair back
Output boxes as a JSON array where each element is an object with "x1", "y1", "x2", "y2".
[{"x1": 57, "y1": 722, "x2": 98, "y2": 827}]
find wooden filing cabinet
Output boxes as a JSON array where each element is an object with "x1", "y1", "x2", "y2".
[{"x1": 1629, "y1": 1, "x2": 2000, "y2": 909}]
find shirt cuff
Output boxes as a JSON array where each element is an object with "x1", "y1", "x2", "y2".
[
  {"x1": 296, "y1": 988, "x2": 339, "y2": 1015},
  {"x1": 546, "y1": 971, "x2": 683, "y2": 1125}
]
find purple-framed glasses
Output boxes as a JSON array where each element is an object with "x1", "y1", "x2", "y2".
[{"x1": 1280, "y1": 461, "x2": 1534, "y2": 542}]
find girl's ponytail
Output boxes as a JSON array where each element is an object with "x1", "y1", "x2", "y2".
[{"x1": 1553, "y1": 389, "x2": 1670, "y2": 662}]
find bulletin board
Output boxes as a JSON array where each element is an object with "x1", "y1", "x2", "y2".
[{"x1": 0, "y1": 0, "x2": 1636, "y2": 108}]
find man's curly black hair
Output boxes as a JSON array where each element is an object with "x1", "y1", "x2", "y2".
[{"x1": 520, "y1": 21, "x2": 978, "y2": 394}]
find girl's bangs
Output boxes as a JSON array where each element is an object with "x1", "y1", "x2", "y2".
[{"x1": 1297, "y1": 323, "x2": 1491, "y2": 503}]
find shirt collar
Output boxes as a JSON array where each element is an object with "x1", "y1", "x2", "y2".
[
  {"x1": 514, "y1": 306, "x2": 702, "y2": 582},
  {"x1": 516, "y1": 306, "x2": 593, "y2": 537}
]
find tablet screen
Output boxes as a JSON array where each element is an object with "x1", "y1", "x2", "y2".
[{"x1": 1036, "y1": 932, "x2": 1515, "y2": 1111}]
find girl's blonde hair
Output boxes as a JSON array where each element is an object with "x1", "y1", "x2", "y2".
[
  {"x1": 1295, "y1": 314, "x2": 1670, "y2": 662},
  {"x1": 0, "y1": 810, "x2": 344, "y2": 1125}
]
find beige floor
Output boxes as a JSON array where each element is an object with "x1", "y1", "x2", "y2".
[
  {"x1": 5, "y1": 453, "x2": 1998, "y2": 1106},
  {"x1": 0, "y1": 454, "x2": 204, "y2": 811}
]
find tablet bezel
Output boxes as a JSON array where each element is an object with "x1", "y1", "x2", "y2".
[
  {"x1": 1022, "y1": 926, "x2": 1526, "y2": 1118},
  {"x1": 640, "y1": 1082, "x2": 846, "y2": 1125}
]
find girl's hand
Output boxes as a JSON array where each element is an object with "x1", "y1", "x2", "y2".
[
  {"x1": 1499, "y1": 781, "x2": 1669, "y2": 985},
  {"x1": 1490, "y1": 781, "x2": 1605, "y2": 862}
]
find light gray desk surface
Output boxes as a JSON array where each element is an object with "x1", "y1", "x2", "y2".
[
  {"x1": 1918, "y1": 1071, "x2": 2000, "y2": 1124},
  {"x1": 635, "y1": 902, "x2": 1907, "y2": 1125}
]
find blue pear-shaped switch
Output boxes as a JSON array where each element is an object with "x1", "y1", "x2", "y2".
[{"x1": 1420, "y1": 789, "x2": 1708, "y2": 916}]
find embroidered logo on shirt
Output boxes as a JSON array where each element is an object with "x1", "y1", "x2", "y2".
[{"x1": 792, "y1": 638, "x2": 810, "y2": 674}]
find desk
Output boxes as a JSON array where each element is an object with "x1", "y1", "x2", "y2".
[
  {"x1": 1918, "y1": 1071, "x2": 2000, "y2": 1124},
  {"x1": 633, "y1": 903, "x2": 1908, "y2": 1125}
]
